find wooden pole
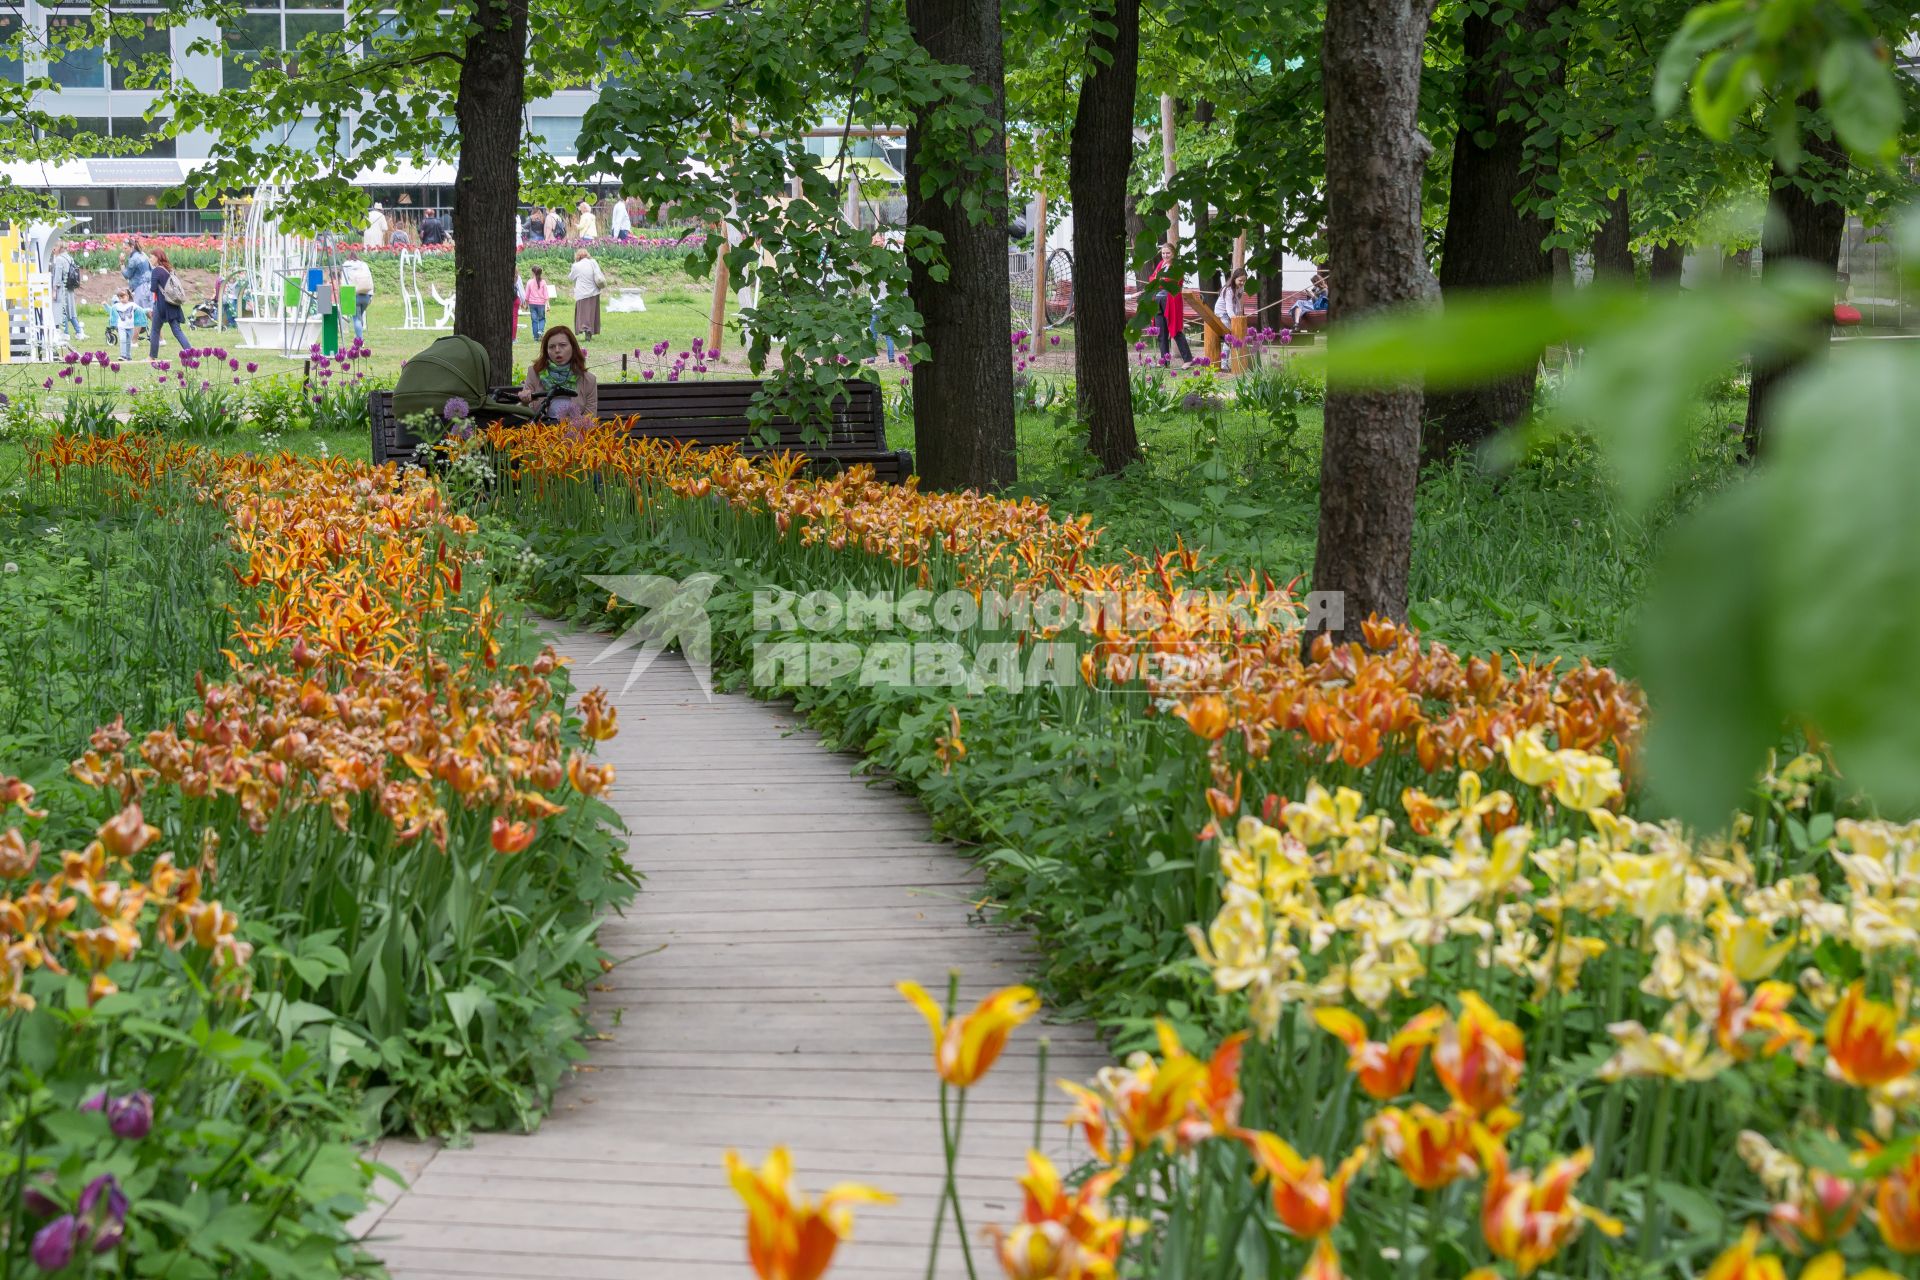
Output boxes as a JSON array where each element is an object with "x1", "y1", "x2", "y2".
[
  {"x1": 1029, "y1": 162, "x2": 1048, "y2": 341},
  {"x1": 707, "y1": 239, "x2": 729, "y2": 356},
  {"x1": 1231, "y1": 233, "x2": 1248, "y2": 372},
  {"x1": 1160, "y1": 94, "x2": 1178, "y2": 249}
]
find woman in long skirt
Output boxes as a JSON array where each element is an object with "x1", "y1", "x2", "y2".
[{"x1": 569, "y1": 248, "x2": 606, "y2": 339}]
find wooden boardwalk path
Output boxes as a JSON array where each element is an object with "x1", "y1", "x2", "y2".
[{"x1": 360, "y1": 630, "x2": 1109, "y2": 1278}]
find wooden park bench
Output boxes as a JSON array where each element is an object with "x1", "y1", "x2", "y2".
[{"x1": 368, "y1": 378, "x2": 916, "y2": 483}]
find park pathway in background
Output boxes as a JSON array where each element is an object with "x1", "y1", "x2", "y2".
[{"x1": 357, "y1": 629, "x2": 1110, "y2": 1278}]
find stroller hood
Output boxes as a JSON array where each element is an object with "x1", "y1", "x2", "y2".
[{"x1": 392, "y1": 334, "x2": 532, "y2": 421}]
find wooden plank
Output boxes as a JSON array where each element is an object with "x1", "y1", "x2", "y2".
[{"x1": 373, "y1": 645, "x2": 1102, "y2": 1279}]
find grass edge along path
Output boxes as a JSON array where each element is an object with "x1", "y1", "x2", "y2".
[{"x1": 0, "y1": 436, "x2": 634, "y2": 1277}]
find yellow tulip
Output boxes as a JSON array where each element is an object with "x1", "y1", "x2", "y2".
[{"x1": 1503, "y1": 729, "x2": 1559, "y2": 787}]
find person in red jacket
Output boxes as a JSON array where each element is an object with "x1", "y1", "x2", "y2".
[{"x1": 1146, "y1": 242, "x2": 1193, "y2": 363}]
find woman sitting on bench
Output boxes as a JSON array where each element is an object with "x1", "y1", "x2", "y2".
[{"x1": 518, "y1": 325, "x2": 599, "y2": 422}]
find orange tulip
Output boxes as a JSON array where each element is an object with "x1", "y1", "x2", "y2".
[
  {"x1": 1232, "y1": 1130, "x2": 1368, "y2": 1239},
  {"x1": 1176, "y1": 1029, "x2": 1249, "y2": 1147},
  {"x1": 1433, "y1": 992, "x2": 1526, "y2": 1119},
  {"x1": 566, "y1": 752, "x2": 615, "y2": 796},
  {"x1": 1368, "y1": 1103, "x2": 1480, "y2": 1191},
  {"x1": 987, "y1": 1151, "x2": 1136, "y2": 1279},
  {"x1": 490, "y1": 816, "x2": 536, "y2": 855},
  {"x1": 1718, "y1": 978, "x2": 1814, "y2": 1063},
  {"x1": 1875, "y1": 1144, "x2": 1920, "y2": 1253},
  {"x1": 898, "y1": 981, "x2": 1040, "y2": 1088},
  {"x1": 1314, "y1": 1005, "x2": 1445, "y2": 1100},
  {"x1": 725, "y1": 1147, "x2": 893, "y2": 1280},
  {"x1": 1823, "y1": 983, "x2": 1920, "y2": 1088},
  {"x1": 1477, "y1": 1135, "x2": 1621, "y2": 1276}
]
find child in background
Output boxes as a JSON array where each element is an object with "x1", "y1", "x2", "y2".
[{"x1": 108, "y1": 287, "x2": 139, "y2": 360}]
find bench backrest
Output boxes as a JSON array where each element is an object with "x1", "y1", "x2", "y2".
[{"x1": 369, "y1": 377, "x2": 912, "y2": 483}]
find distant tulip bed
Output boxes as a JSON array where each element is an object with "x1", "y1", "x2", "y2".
[
  {"x1": 0, "y1": 436, "x2": 632, "y2": 1276},
  {"x1": 483, "y1": 423, "x2": 1915, "y2": 1280}
]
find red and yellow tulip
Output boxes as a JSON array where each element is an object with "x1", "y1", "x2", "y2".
[
  {"x1": 1823, "y1": 983, "x2": 1920, "y2": 1089},
  {"x1": 1433, "y1": 992, "x2": 1526, "y2": 1120},
  {"x1": 1367, "y1": 1103, "x2": 1481, "y2": 1191},
  {"x1": 1477, "y1": 1135, "x2": 1621, "y2": 1276},
  {"x1": 1314, "y1": 1005, "x2": 1444, "y2": 1100},
  {"x1": 898, "y1": 981, "x2": 1040, "y2": 1088},
  {"x1": 1232, "y1": 1130, "x2": 1368, "y2": 1239},
  {"x1": 725, "y1": 1147, "x2": 893, "y2": 1280}
]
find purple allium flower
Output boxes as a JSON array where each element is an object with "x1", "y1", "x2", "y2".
[
  {"x1": 107, "y1": 1092, "x2": 151, "y2": 1141},
  {"x1": 62, "y1": 351, "x2": 77, "y2": 364},
  {"x1": 1050, "y1": 335, "x2": 1059, "y2": 345},
  {"x1": 1133, "y1": 341, "x2": 1145, "y2": 352},
  {"x1": 108, "y1": 362, "x2": 120, "y2": 372},
  {"x1": 641, "y1": 369, "x2": 654, "y2": 380},
  {"x1": 126, "y1": 386, "x2": 138, "y2": 396},
  {"x1": 691, "y1": 337, "x2": 704, "y2": 352},
  {"x1": 31, "y1": 1215, "x2": 79, "y2": 1270},
  {"x1": 246, "y1": 362, "x2": 258, "y2": 373},
  {"x1": 443, "y1": 396, "x2": 471, "y2": 420},
  {"x1": 41, "y1": 379, "x2": 52, "y2": 390},
  {"x1": 79, "y1": 352, "x2": 93, "y2": 366},
  {"x1": 834, "y1": 354, "x2": 849, "y2": 365},
  {"x1": 1279, "y1": 329, "x2": 1293, "y2": 345}
]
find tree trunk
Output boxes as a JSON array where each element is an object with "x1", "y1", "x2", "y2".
[
  {"x1": 1070, "y1": 0, "x2": 1141, "y2": 473},
  {"x1": 1722, "y1": 246, "x2": 1752, "y2": 281},
  {"x1": 1124, "y1": 192, "x2": 1147, "y2": 286},
  {"x1": 452, "y1": 0, "x2": 529, "y2": 383},
  {"x1": 1549, "y1": 245, "x2": 1572, "y2": 292},
  {"x1": 1592, "y1": 191, "x2": 1634, "y2": 280},
  {"x1": 1311, "y1": 0, "x2": 1435, "y2": 640},
  {"x1": 1744, "y1": 106, "x2": 1847, "y2": 460},
  {"x1": 905, "y1": 0, "x2": 1018, "y2": 490},
  {"x1": 1649, "y1": 240, "x2": 1685, "y2": 282},
  {"x1": 1422, "y1": 0, "x2": 1569, "y2": 463}
]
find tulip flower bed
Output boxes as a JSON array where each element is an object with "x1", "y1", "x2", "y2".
[
  {"x1": 483, "y1": 424, "x2": 1917, "y2": 1280},
  {"x1": 0, "y1": 435, "x2": 633, "y2": 1275}
]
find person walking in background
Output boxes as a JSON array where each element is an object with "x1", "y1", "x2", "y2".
[
  {"x1": 146, "y1": 249, "x2": 190, "y2": 359},
  {"x1": 523, "y1": 265, "x2": 551, "y2": 342},
  {"x1": 517, "y1": 325, "x2": 598, "y2": 421},
  {"x1": 609, "y1": 196, "x2": 632, "y2": 242},
  {"x1": 50, "y1": 241, "x2": 82, "y2": 343},
  {"x1": 123, "y1": 239, "x2": 152, "y2": 310},
  {"x1": 340, "y1": 249, "x2": 375, "y2": 342},
  {"x1": 545, "y1": 207, "x2": 564, "y2": 241},
  {"x1": 364, "y1": 202, "x2": 388, "y2": 248},
  {"x1": 525, "y1": 208, "x2": 544, "y2": 243},
  {"x1": 576, "y1": 200, "x2": 599, "y2": 241},
  {"x1": 1147, "y1": 242, "x2": 1193, "y2": 363},
  {"x1": 419, "y1": 208, "x2": 447, "y2": 246},
  {"x1": 568, "y1": 247, "x2": 606, "y2": 338},
  {"x1": 108, "y1": 287, "x2": 138, "y2": 360}
]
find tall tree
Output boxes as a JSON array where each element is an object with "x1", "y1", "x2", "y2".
[
  {"x1": 1744, "y1": 101, "x2": 1849, "y2": 458},
  {"x1": 1070, "y1": 0, "x2": 1143, "y2": 473},
  {"x1": 166, "y1": 0, "x2": 597, "y2": 380},
  {"x1": 452, "y1": 0, "x2": 532, "y2": 379},
  {"x1": 905, "y1": 0, "x2": 1018, "y2": 489},
  {"x1": 1311, "y1": 0, "x2": 1435, "y2": 638},
  {"x1": 1592, "y1": 191, "x2": 1635, "y2": 279},
  {"x1": 1423, "y1": 0, "x2": 1573, "y2": 463}
]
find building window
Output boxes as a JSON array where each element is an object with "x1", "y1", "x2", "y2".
[
  {"x1": 0, "y1": 13, "x2": 24, "y2": 83},
  {"x1": 47, "y1": 12, "x2": 106, "y2": 88},
  {"x1": 112, "y1": 114, "x2": 175, "y2": 157},
  {"x1": 530, "y1": 115, "x2": 582, "y2": 156},
  {"x1": 109, "y1": 11, "x2": 170, "y2": 90},
  {"x1": 282, "y1": 12, "x2": 343, "y2": 75}
]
